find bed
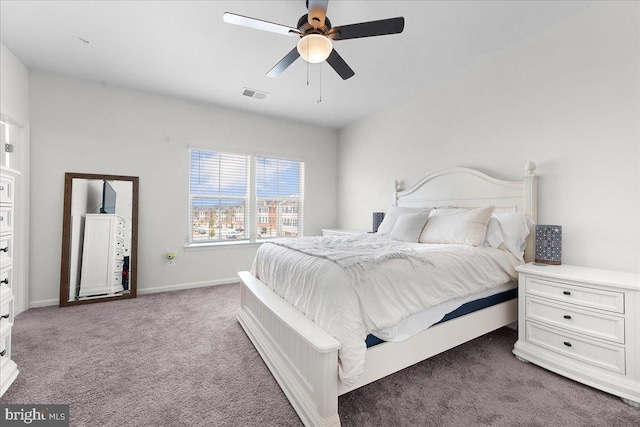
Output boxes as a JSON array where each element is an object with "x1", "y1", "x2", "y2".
[{"x1": 237, "y1": 162, "x2": 538, "y2": 426}]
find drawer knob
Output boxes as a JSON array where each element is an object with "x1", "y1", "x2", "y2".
[
  {"x1": 0, "y1": 314, "x2": 8, "y2": 319},
  {"x1": 0, "y1": 350, "x2": 5, "y2": 357},
  {"x1": 563, "y1": 315, "x2": 572, "y2": 320},
  {"x1": 563, "y1": 341, "x2": 572, "y2": 347},
  {"x1": 562, "y1": 291, "x2": 571, "y2": 296},
  {"x1": 0, "y1": 278, "x2": 8, "y2": 285},
  {"x1": 0, "y1": 247, "x2": 8, "y2": 253},
  {"x1": 0, "y1": 216, "x2": 3, "y2": 221}
]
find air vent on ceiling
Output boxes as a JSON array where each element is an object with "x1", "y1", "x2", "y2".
[{"x1": 241, "y1": 88, "x2": 268, "y2": 100}]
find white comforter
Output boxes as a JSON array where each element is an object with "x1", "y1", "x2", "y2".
[{"x1": 251, "y1": 234, "x2": 522, "y2": 386}]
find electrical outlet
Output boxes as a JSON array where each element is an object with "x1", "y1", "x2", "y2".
[{"x1": 166, "y1": 252, "x2": 176, "y2": 266}]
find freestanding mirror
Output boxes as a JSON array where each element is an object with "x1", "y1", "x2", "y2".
[{"x1": 59, "y1": 173, "x2": 138, "y2": 306}]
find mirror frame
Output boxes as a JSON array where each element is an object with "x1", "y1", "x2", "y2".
[{"x1": 59, "y1": 172, "x2": 139, "y2": 307}]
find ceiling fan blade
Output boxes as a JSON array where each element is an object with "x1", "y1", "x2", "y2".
[
  {"x1": 223, "y1": 12, "x2": 300, "y2": 37},
  {"x1": 325, "y1": 49, "x2": 355, "y2": 80},
  {"x1": 266, "y1": 48, "x2": 301, "y2": 78},
  {"x1": 307, "y1": 0, "x2": 329, "y2": 29},
  {"x1": 329, "y1": 17, "x2": 404, "y2": 41}
]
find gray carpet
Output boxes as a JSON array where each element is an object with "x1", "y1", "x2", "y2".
[{"x1": 1, "y1": 284, "x2": 638, "y2": 426}]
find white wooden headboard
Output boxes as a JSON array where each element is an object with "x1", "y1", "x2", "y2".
[{"x1": 394, "y1": 161, "x2": 538, "y2": 261}]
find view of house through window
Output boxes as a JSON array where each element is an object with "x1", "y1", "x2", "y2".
[
  {"x1": 189, "y1": 149, "x2": 304, "y2": 243},
  {"x1": 256, "y1": 156, "x2": 304, "y2": 239},
  {"x1": 190, "y1": 150, "x2": 250, "y2": 242}
]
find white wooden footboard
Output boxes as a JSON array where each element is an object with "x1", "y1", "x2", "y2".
[
  {"x1": 237, "y1": 271, "x2": 342, "y2": 427},
  {"x1": 338, "y1": 298, "x2": 518, "y2": 395},
  {"x1": 238, "y1": 270, "x2": 518, "y2": 425}
]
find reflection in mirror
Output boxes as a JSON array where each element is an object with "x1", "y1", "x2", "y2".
[{"x1": 60, "y1": 173, "x2": 138, "y2": 306}]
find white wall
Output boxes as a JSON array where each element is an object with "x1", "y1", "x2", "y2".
[
  {"x1": 29, "y1": 71, "x2": 338, "y2": 306},
  {"x1": 338, "y1": 2, "x2": 639, "y2": 273},
  {"x1": 0, "y1": 43, "x2": 29, "y2": 123}
]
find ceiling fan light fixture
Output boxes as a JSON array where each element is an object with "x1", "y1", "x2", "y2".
[{"x1": 296, "y1": 34, "x2": 332, "y2": 63}]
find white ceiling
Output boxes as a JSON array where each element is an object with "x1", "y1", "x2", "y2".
[{"x1": 0, "y1": 1, "x2": 592, "y2": 129}]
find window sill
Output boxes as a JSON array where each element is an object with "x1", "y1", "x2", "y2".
[{"x1": 184, "y1": 240, "x2": 264, "y2": 251}]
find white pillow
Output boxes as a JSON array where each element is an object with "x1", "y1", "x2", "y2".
[
  {"x1": 484, "y1": 216, "x2": 505, "y2": 248},
  {"x1": 390, "y1": 212, "x2": 430, "y2": 243},
  {"x1": 376, "y1": 206, "x2": 430, "y2": 235},
  {"x1": 419, "y1": 206, "x2": 494, "y2": 246},
  {"x1": 492, "y1": 213, "x2": 535, "y2": 260}
]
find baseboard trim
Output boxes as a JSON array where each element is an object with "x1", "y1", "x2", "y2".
[
  {"x1": 137, "y1": 278, "x2": 238, "y2": 295},
  {"x1": 29, "y1": 298, "x2": 59, "y2": 309},
  {"x1": 29, "y1": 278, "x2": 239, "y2": 308}
]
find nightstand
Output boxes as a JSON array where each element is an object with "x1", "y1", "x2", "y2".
[
  {"x1": 513, "y1": 263, "x2": 640, "y2": 407},
  {"x1": 321, "y1": 229, "x2": 368, "y2": 237}
]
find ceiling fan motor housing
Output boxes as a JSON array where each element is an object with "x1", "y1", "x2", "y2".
[{"x1": 297, "y1": 14, "x2": 332, "y2": 37}]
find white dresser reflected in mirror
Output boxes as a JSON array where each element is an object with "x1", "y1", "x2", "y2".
[{"x1": 60, "y1": 173, "x2": 138, "y2": 307}]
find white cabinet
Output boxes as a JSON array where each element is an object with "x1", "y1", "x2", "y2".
[
  {"x1": 513, "y1": 263, "x2": 640, "y2": 407},
  {"x1": 78, "y1": 214, "x2": 126, "y2": 297},
  {"x1": 0, "y1": 167, "x2": 19, "y2": 397}
]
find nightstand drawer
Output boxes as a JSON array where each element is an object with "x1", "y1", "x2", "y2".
[
  {"x1": 526, "y1": 321, "x2": 625, "y2": 374},
  {"x1": 525, "y1": 276, "x2": 624, "y2": 313},
  {"x1": 526, "y1": 297, "x2": 625, "y2": 344}
]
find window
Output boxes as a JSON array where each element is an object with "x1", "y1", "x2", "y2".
[
  {"x1": 190, "y1": 150, "x2": 250, "y2": 242},
  {"x1": 256, "y1": 156, "x2": 304, "y2": 239},
  {"x1": 189, "y1": 149, "x2": 304, "y2": 244}
]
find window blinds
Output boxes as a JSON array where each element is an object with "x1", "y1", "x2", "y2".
[
  {"x1": 189, "y1": 150, "x2": 304, "y2": 243},
  {"x1": 256, "y1": 156, "x2": 304, "y2": 238},
  {"x1": 190, "y1": 150, "x2": 250, "y2": 242}
]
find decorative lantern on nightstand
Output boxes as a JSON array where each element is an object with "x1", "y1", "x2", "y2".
[
  {"x1": 372, "y1": 212, "x2": 385, "y2": 233},
  {"x1": 535, "y1": 225, "x2": 562, "y2": 265}
]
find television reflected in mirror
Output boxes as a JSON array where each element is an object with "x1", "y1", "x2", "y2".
[
  {"x1": 100, "y1": 180, "x2": 117, "y2": 214},
  {"x1": 59, "y1": 173, "x2": 138, "y2": 306}
]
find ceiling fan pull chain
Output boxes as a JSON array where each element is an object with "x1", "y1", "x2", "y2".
[{"x1": 317, "y1": 64, "x2": 322, "y2": 103}]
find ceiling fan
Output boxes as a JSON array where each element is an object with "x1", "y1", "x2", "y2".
[{"x1": 223, "y1": 0, "x2": 405, "y2": 80}]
